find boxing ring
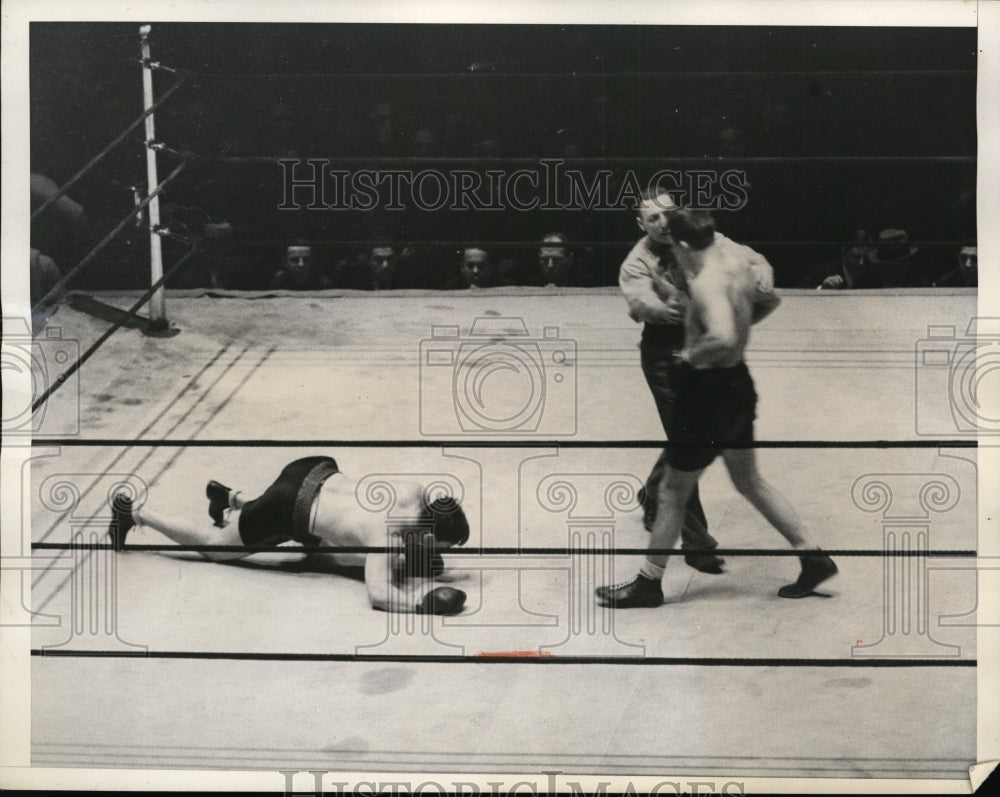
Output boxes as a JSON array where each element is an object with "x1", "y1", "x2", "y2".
[
  {"x1": 15, "y1": 284, "x2": 981, "y2": 781},
  {"x1": 8, "y1": 18, "x2": 995, "y2": 794}
]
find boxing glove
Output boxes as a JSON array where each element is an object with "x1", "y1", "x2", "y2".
[{"x1": 416, "y1": 586, "x2": 466, "y2": 615}]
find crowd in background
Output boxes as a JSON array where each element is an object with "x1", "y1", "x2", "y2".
[
  {"x1": 29, "y1": 24, "x2": 978, "y2": 301},
  {"x1": 30, "y1": 166, "x2": 978, "y2": 301}
]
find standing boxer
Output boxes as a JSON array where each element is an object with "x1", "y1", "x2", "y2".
[
  {"x1": 619, "y1": 189, "x2": 725, "y2": 574},
  {"x1": 599, "y1": 210, "x2": 837, "y2": 607}
]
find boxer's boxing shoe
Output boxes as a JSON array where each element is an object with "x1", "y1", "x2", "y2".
[
  {"x1": 206, "y1": 480, "x2": 232, "y2": 527},
  {"x1": 778, "y1": 552, "x2": 838, "y2": 598},
  {"x1": 109, "y1": 493, "x2": 135, "y2": 551},
  {"x1": 595, "y1": 575, "x2": 664, "y2": 608}
]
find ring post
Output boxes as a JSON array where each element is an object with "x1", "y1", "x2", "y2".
[{"x1": 139, "y1": 24, "x2": 168, "y2": 331}]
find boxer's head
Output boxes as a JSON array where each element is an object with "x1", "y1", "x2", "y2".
[
  {"x1": 399, "y1": 495, "x2": 469, "y2": 580},
  {"x1": 667, "y1": 209, "x2": 716, "y2": 251}
]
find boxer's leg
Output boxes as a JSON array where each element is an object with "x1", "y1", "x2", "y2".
[
  {"x1": 110, "y1": 492, "x2": 250, "y2": 562},
  {"x1": 640, "y1": 347, "x2": 723, "y2": 573},
  {"x1": 721, "y1": 447, "x2": 837, "y2": 598}
]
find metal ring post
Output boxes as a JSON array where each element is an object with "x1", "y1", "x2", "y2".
[{"x1": 140, "y1": 25, "x2": 167, "y2": 329}]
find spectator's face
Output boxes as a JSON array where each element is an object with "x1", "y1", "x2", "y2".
[
  {"x1": 461, "y1": 249, "x2": 494, "y2": 287},
  {"x1": 842, "y1": 245, "x2": 872, "y2": 279},
  {"x1": 285, "y1": 247, "x2": 313, "y2": 273},
  {"x1": 369, "y1": 246, "x2": 399, "y2": 286},
  {"x1": 538, "y1": 243, "x2": 573, "y2": 286},
  {"x1": 958, "y1": 246, "x2": 978, "y2": 285},
  {"x1": 637, "y1": 195, "x2": 676, "y2": 245}
]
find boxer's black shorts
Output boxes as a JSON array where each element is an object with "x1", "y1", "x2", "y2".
[{"x1": 238, "y1": 456, "x2": 339, "y2": 546}]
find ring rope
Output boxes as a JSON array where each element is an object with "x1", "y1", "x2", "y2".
[
  {"x1": 157, "y1": 66, "x2": 975, "y2": 81},
  {"x1": 216, "y1": 154, "x2": 975, "y2": 165},
  {"x1": 194, "y1": 238, "x2": 973, "y2": 250},
  {"x1": 32, "y1": 158, "x2": 192, "y2": 312},
  {"x1": 32, "y1": 542, "x2": 976, "y2": 557},
  {"x1": 30, "y1": 78, "x2": 187, "y2": 221},
  {"x1": 31, "y1": 243, "x2": 202, "y2": 414}
]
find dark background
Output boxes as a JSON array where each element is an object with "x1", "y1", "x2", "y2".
[{"x1": 29, "y1": 23, "x2": 977, "y2": 288}]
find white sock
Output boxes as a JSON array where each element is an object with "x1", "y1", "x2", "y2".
[
  {"x1": 229, "y1": 490, "x2": 242, "y2": 510},
  {"x1": 639, "y1": 559, "x2": 665, "y2": 581}
]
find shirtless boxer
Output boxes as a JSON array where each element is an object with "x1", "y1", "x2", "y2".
[
  {"x1": 599, "y1": 210, "x2": 837, "y2": 607},
  {"x1": 621, "y1": 190, "x2": 724, "y2": 573},
  {"x1": 623, "y1": 190, "x2": 779, "y2": 574},
  {"x1": 109, "y1": 456, "x2": 469, "y2": 614}
]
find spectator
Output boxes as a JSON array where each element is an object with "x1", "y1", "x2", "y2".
[
  {"x1": 446, "y1": 247, "x2": 498, "y2": 289},
  {"x1": 801, "y1": 229, "x2": 877, "y2": 290},
  {"x1": 438, "y1": 246, "x2": 524, "y2": 289},
  {"x1": 159, "y1": 202, "x2": 236, "y2": 288},
  {"x1": 934, "y1": 245, "x2": 978, "y2": 288},
  {"x1": 30, "y1": 173, "x2": 89, "y2": 270},
  {"x1": 200, "y1": 221, "x2": 239, "y2": 289},
  {"x1": 806, "y1": 228, "x2": 930, "y2": 290},
  {"x1": 330, "y1": 249, "x2": 371, "y2": 290},
  {"x1": 333, "y1": 244, "x2": 419, "y2": 290},
  {"x1": 496, "y1": 250, "x2": 532, "y2": 286},
  {"x1": 367, "y1": 245, "x2": 402, "y2": 289},
  {"x1": 269, "y1": 243, "x2": 332, "y2": 290},
  {"x1": 868, "y1": 228, "x2": 930, "y2": 288},
  {"x1": 533, "y1": 233, "x2": 599, "y2": 287}
]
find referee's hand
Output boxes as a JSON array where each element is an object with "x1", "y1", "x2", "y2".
[{"x1": 664, "y1": 295, "x2": 685, "y2": 324}]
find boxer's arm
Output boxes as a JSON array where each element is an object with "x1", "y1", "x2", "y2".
[
  {"x1": 723, "y1": 235, "x2": 780, "y2": 323},
  {"x1": 433, "y1": 566, "x2": 470, "y2": 583},
  {"x1": 751, "y1": 290, "x2": 781, "y2": 323},
  {"x1": 742, "y1": 244, "x2": 774, "y2": 292},
  {"x1": 365, "y1": 551, "x2": 419, "y2": 612}
]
